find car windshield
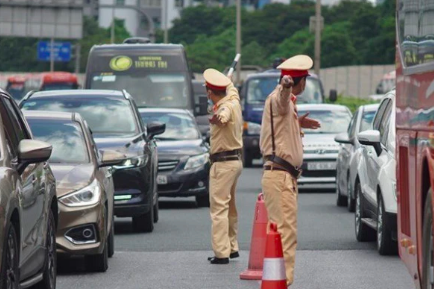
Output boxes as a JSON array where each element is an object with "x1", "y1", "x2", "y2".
[
  {"x1": 7, "y1": 84, "x2": 25, "y2": 101},
  {"x1": 22, "y1": 97, "x2": 139, "y2": 136},
  {"x1": 360, "y1": 110, "x2": 377, "y2": 132},
  {"x1": 90, "y1": 73, "x2": 190, "y2": 108},
  {"x1": 140, "y1": 112, "x2": 200, "y2": 140},
  {"x1": 26, "y1": 119, "x2": 89, "y2": 163},
  {"x1": 246, "y1": 76, "x2": 323, "y2": 104},
  {"x1": 298, "y1": 109, "x2": 352, "y2": 134}
]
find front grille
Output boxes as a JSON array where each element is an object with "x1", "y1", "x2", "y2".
[
  {"x1": 158, "y1": 160, "x2": 179, "y2": 172},
  {"x1": 158, "y1": 183, "x2": 182, "y2": 193}
]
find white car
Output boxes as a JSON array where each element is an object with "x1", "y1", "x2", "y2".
[
  {"x1": 335, "y1": 104, "x2": 379, "y2": 212},
  {"x1": 297, "y1": 104, "x2": 352, "y2": 190},
  {"x1": 354, "y1": 90, "x2": 397, "y2": 255}
]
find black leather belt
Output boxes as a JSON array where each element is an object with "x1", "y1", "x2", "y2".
[
  {"x1": 210, "y1": 149, "x2": 241, "y2": 163},
  {"x1": 264, "y1": 155, "x2": 302, "y2": 179}
]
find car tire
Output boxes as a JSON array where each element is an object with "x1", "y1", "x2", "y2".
[
  {"x1": 336, "y1": 174, "x2": 347, "y2": 207},
  {"x1": 1, "y1": 223, "x2": 19, "y2": 289},
  {"x1": 243, "y1": 150, "x2": 253, "y2": 168},
  {"x1": 153, "y1": 195, "x2": 159, "y2": 223},
  {"x1": 108, "y1": 214, "x2": 115, "y2": 258},
  {"x1": 377, "y1": 193, "x2": 397, "y2": 255},
  {"x1": 86, "y1": 241, "x2": 108, "y2": 272},
  {"x1": 34, "y1": 210, "x2": 57, "y2": 289},
  {"x1": 422, "y1": 189, "x2": 433, "y2": 289},
  {"x1": 196, "y1": 194, "x2": 210, "y2": 207},
  {"x1": 355, "y1": 181, "x2": 376, "y2": 242},
  {"x1": 347, "y1": 177, "x2": 356, "y2": 212},
  {"x1": 132, "y1": 206, "x2": 154, "y2": 233}
]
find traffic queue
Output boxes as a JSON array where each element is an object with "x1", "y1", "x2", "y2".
[{"x1": 0, "y1": 36, "x2": 395, "y2": 289}]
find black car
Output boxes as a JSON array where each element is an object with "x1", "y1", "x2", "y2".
[
  {"x1": 139, "y1": 108, "x2": 210, "y2": 207},
  {"x1": 19, "y1": 89, "x2": 165, "y2": 233}
]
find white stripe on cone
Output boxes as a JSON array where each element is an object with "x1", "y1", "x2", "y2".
[{"x1": 262, "y1": 258, "x2": 286, "y2": 281}]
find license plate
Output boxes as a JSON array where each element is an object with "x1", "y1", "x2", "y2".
[
  {"x1": 307, "y1": 162, "x2": 336, "y2": 171},
  {"x1": 157, "y1": 175, "x2": 168, "y2": 185}
]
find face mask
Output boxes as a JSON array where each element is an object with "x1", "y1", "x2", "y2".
[{"x1": 207, "y1": 99, "x2": 214, "y2": 114}]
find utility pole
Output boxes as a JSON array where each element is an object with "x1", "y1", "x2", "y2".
[
  {"x1": 314, "y1": 0, "x2": 321, "y2": 77},
  {"x1": 111, "y1": 2, "x2": 115, "y2": 43},
  {"x1": 50, "y1": 37, "x2": 54, "y2": 72},
  {"x1": 236, "y1": 0, "x2": 241, "y2": 85},
  {"x1": 164, "y1": 0, "x2": 169, "y2": 43}
]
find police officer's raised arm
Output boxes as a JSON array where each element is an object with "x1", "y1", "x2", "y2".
[{"x1": 276, "y1": 75, "x2": 294, "y2": 115}]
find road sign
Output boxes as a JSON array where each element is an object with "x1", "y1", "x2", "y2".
[{"x1": 37, "y1": 41, "x2": 72, "y2": 62}]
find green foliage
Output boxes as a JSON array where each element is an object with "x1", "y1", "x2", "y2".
[
  {"x1": 327, "y1": 95, "x2": 378, "y2": 113},
  {"x1": 163, "y1": 0, "x2": 396, "y2": 72}
]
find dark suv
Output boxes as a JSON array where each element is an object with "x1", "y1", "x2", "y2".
[
  {"x1": 20, "y1": 89, "x2": 164, "y2": 233},
  {"x1": 0, "y1": 89, "x2": 58, "y2": 289}
]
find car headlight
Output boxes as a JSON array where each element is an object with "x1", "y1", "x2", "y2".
[
  {"x1": 59, "y1": 179, "x2": 101, "y2": 207},
  {"x1": 184, "y1": 153, "x2": 209, "y2": 170},
  {"x1": 113, "y1": 155, "x2": 147, "y2": 170},
  {"x1": 243, "y1": 121, "x2": 261, "y2": 135}
]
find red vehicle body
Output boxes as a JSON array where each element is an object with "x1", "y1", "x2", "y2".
[
  {"x1": 25, "y1": 72, "x2": 79, "y2": 92},
  {"x1": 5, "y1": 75, "x2": 27, "y2": 101},
  {"x1": 396, "y1": 0, "x2": 434, "y2": 287}
]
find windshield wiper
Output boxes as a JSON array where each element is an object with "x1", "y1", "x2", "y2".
[{"x1": 155, "y1": 137, "x2": 179, "y2": 141}]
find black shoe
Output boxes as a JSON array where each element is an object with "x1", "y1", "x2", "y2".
[
  {"x1": 230, "y1": 252, "x2": 239, "y2": 259},
  {"x1": 208, "y1": 257, "x2": 229, "y2": 264}
]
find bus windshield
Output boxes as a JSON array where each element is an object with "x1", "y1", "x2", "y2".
[
  {"x1": 90, "y1": 72, "x2": 190, "y2": 108},
  {"x1": 246, "y1": 76, "x2": 323, "y2": 104}
]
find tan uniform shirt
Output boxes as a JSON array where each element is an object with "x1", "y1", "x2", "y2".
[
  {"x1": 259, "y1": 85, "x2": 303, "y2": 168},
  {"x1": 210, "y1": 83, "x2": 243, "y2": 155}
]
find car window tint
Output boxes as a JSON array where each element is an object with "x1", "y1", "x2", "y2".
[
  {"x1": 4, "y1": 98, "x2": 28, "y2": 144},
  {"x1": 348, "y1": 109, "x2": 359, "y2": 138},
  {"x1": 0, "y1": 101, "x2": 16, "y2": 157},
  {"x1": 380, "y1": 102, "x2": 393, "y2": 146},
  {"x1": 373, "y1": 99, "x2": 390, "y2": 130}
]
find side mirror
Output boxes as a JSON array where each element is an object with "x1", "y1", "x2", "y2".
[
  {"x1": 357, "y1": 130, "x2": 382, "y2": 155},
  {"x1": 18, "y1": 139, "x2": 52, "y2": 174},
  {"x1": 99, "y1": 150, "x2": 126, "y2": 167},
  {"x1": 197, "y1": 96, "x2": 208, "y2": 116},
  {"x1": 329, "y1": 89, "x2": 337, "y2": 102},
  {"x1": 334, "y1": 132, "x2": 352, "y2": 145},
  {"x1": 147, "y1": 121, "x2": 166, "y2": 139}
]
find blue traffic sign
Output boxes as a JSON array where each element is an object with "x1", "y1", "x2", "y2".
[{"x1": 37, "y1": 41, "x2": 72, "y2": 62}]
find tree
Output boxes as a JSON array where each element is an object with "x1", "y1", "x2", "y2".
[{"x1": 272, "y1": 29, "x2": 313, "y2": 60}]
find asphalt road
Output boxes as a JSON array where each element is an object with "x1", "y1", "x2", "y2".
[{"x1": 55, "y1": 165, "x2": 414, "y2": 289}]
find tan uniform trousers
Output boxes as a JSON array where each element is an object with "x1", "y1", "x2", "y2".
[
  {"x1": 209, "y1": 160, "x2": 243, "y2": 258},
  {"x1": 262, "y1": 170, "x2": 298, "y2": 286}
]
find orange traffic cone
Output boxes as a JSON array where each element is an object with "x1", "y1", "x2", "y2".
[
  {"x1": 261, "y1": 223, "x2": 287, "y2": 289},
  {"x1": 240, "y1": 193, "x2": 268, "y2": 280}
]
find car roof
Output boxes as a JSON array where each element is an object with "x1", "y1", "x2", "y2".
[
  {"x1": 23, "y1": 110, "x2": 75, "y2": 121},
  {"x1": 25, "y1": 89, "x2": 126, "y2": 100},
  {"x1": 361, "y1": 103, "x2": 380, "y2": 112},
  {"x1": 245, "y1": 70, "x2": 319, "y2": 80},
  {"x1": 297, "y1": 104, "x2": 350, "y2": 111},
  {"x1": 138, "y1": 108, "x2": 191, "y2": 114},
  {"x1": 91, "y1": 43, "x2": 184, "y2": 51}
]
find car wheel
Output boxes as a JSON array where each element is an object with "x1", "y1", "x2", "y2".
[
  {"x1": 196, "y1": 194, "x2": 210, "y2": 207},
  {"x1": 355, "y1": 182, "x2": 375, "y2": 242},
  {"x1": 347, "y1": 177, "x2": 356, "y2": 212},
  {"x1": 86, "y1": 241, "x2": 108, "y2": 272},
  {"x1": 34, "y1": 210, "x2": 57, "y2": 289},
  {"x1": 336, "y1": 173, "x2": 347, "y2": 207},
  {"x1": 377, "y1": 193, "x2": 397, "y2": 255},
  {"x1": 153, "y1": 199, "x2": 159, "y2": 223},
  {"x1": 243, "y1": 150, "x2": 253, "y2": 168},
  {"x1": 132, "y1": 206, "x2": 154, "y2": 233},
  {"x1": 1, "y1": 223, "x2": 19, "y2": 289},
  {"x1": 108, "y1": 214, "x2": 115, "y2": 258},
  {"x1": 422, "y1": 189, "x2": 434, "y2": 289}
]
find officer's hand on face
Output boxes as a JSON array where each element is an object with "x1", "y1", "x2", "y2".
[
  {"x1": 299, "y1": 112, "x2": 321, "y2": 129},
  {"x1": 281, "y1": 75, "x2": 294, "y2": 89}
]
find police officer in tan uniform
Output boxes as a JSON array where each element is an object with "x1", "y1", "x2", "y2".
[
  {"x1": 260, "y1": 55, "x2": 320, "y2": 286},
  {"x1": 203, "y1": 68, "x2": 243, "y2": 265}
]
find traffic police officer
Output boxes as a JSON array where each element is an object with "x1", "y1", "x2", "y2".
[
  {"x1": 203, "y1": 68, "x2": 243, "y2": 265},
  {"x1": 259, "y1": 55, "x2": 320, "y2": 286}
]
